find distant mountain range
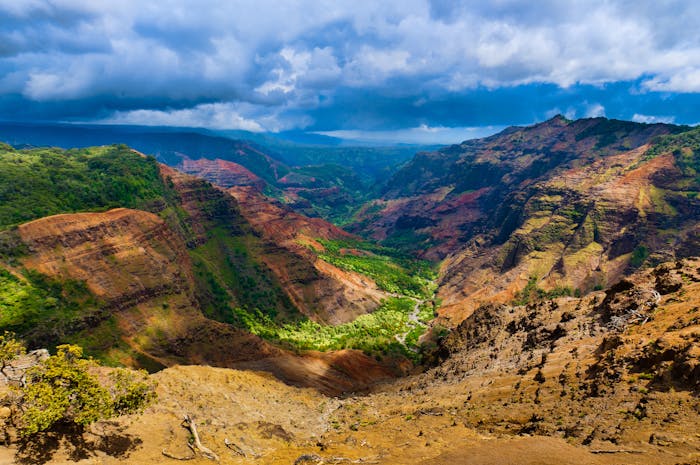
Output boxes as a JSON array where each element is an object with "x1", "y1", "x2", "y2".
[{"x1": 0, "y1": 121, "x2": 435, "y2": 224}]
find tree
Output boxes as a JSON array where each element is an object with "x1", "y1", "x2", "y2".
[{"x1": 18, "y1": 344, "x2": 156, "y2": 436}]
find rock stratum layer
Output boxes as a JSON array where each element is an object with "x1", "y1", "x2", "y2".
[
  {"x1": 355, "y1": 116, "x2": 700, "y2": 324},
  {"x1": 0, "y1": 145, "x2": 395, "y2": 394}
]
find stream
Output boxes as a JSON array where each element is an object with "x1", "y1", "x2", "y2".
[{"x1": 395, "y1": 298, "x2": 426, "y2": 350}]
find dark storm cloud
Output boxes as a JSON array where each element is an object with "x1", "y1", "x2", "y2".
[{"x1": 0, "y1": 0, "x2": 699, "y2": 141}]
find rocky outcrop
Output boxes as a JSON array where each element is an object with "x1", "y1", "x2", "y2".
[
  {"x1": 396, "y1": 259, "x2": 700, "y2": 456},
  {"x1": 178, "y1": 157, "x2": 266, "y2": 191},
  {"x1": 0, "y1": 349, "x2": 49, "y2": 386}
]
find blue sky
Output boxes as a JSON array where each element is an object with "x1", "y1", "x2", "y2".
[{"x1": 1, "y1": 0, "x2": 700, "y2": 143}]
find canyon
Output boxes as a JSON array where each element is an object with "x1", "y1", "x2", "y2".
[{"x1": 0, "y1": 116, "x2": 698, "y2": 464}]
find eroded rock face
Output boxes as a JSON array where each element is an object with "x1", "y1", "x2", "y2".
[
  {"x1": 159, "y1": 164, "x2": 388, "y2": 324},
  {"x1": 0, "y1": 349, "x2": 49, "y2": 386},
  {"x1": 228, "y1": 186, "x2": 390, "y2": 324},
  {"x1": 19, "y1": 208, "x2": 196, "y2": 308},
  {"x1": 17, "y1": 208, "x2": 208, "y2": 365},
  {"x1": 15, "y1": 208, "x2": 261, "y2": 362},
  {"x1": 179, "y1": 157, "x2": 266, "y2": 191},
  {"x1": 362, "y1": 117, "x2": 698, "y2": 325}
]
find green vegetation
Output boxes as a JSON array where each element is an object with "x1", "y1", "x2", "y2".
[
  {"x1": 512, "y1": 275, "x2": 577, "y2": 306},
  {"x1": 645, "y1": 126, "x2": 700, "y2": 161},
  {"x1": 316, "y1": 238, "x2": 436, "y2": 299},
  {"x1": 190, "y1": 226, "x2": 297, "y2": 324},
  {"x1": 630, "y1": 245, "x2": 649, "y2": 268},
  {"x1": 574, "y1": 118, "x2": 672, "y2": 150},
  {"x1": 221, "y1": 238, "x2": 440, "y2": 361},
  {"x1": 17, "y1": 343, "x2": 156, "y2": 435},
  {"x1": 0, "y1": 144, "x2": 166, "y2": 230},
  {"x1": 0, "y1": 267, "x2": 102, "y2": 345},
  {"x1": 646, "y1": 127, "x2": 700, "y2": 188},
  {"x1": 289, "y1": 164, "x2": 367, "y2": 225},
  {"x1": 238, "y1": 297, "x2": 422, "y2": 359},
  {"x1": 0, "y1": 228, "x2": 27, "y2": 265},
  {"x1": 380, "y1": 228, "x2": 435, "y2": 253},
  {"x1": 0, "y1": 331, "x2": 25, "y2": 374}
]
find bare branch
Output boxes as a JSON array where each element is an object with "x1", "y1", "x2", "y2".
[{"x1": 182, "y1": 414, "x2": 219, "y2": 462}]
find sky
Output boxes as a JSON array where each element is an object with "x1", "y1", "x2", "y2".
[{"x1": 1, "y1": 0, "x2": 700, "y2": 144}]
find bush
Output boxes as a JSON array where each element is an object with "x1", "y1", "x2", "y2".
[
  {"x1": 18, "y1": 344, "x2": 156, "y2": 436},
  {"x1": 0, "y1": 331, "x2": 25, "y2": 375},
  {"x1": 630, "y1": 245, "x2": 649, "y2": 268}
]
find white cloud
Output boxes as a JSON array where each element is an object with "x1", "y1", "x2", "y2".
[
  {"x1": 255, "y1": 46, "x2": 340, "y2": 96},
  {"x1": 316, "y1": 125, "x2": 504, "y2": 145},
  {"x1": 631, "y1": 114, "x2": 675, "y2": 124},
  {"x1": 642, "y1": 69, "x2": 700, "y2": 93},
  {"x1": 6, "y1": 0, "x2": 700, "y2": 101},
  {"x1": 3, "y1": 0, "x2": 700, "y2": 130},
  {"x1": 585, "y1": 103, "x2": 606, "y2": 118},
  {"x1": 102, "y1": 103, "x2": 266, "y2": 132}
]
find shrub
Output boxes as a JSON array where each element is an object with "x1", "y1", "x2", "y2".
[
  {"x1": 630, "y1": 245, "x2": 649, "y2": 268},
  {"x1": 0, "y1": 331, "x2": 25, "y2": 375},
  {"x1": 18, "y1": 344, "x2": 156, "y2": 436}
]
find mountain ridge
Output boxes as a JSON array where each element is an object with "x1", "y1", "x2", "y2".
[{"x1": 350, "y1": 116, "x2": 699, "y2": 325}]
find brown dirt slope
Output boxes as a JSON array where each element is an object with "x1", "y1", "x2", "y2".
[
  {"x1": 2, "y1": 260, "x2": 697, "y2": 464},
  {"x1": 228, "y1": 186, "x2": 389, "y2": 324}
]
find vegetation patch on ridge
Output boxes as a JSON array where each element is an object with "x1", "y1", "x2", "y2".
[
  {"x1": 316, "y1": 238, "x2": 436, "y2": 299},
  {"x1": 512, "y1": 275, "x2": 579, "y2": 306},
  {"x1": 0, "y1": 267, "x2": 103, "y2": 346},
  {"x1": 237, "y1": 297, "x2": 428, "y2": 360},
  {"x1": 0, "y1": 145, "x2": 165, "y2": 230}
]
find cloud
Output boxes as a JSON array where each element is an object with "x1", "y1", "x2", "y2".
[
  {"x1": 631, "y1": 114, "x2": 676, "y2": 124},
  {"x1": 1, "y1": 0, "x2": 700, "y2": 135},
  {"x1": 585, "y1": 103, "x2": 606, "y2": 118},
  {"x1": 316, "y1": 125, "x2": 504, "y2": 145},
  {"x1": 103, "y1": 102, "x2": 273, "y2": 132},
  {"x1": 642, "y1": 69, "x2": 700, "y2": 93}
]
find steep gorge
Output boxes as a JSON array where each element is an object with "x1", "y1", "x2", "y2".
[
  {"x1": 0, "y1": 145, "x2": 397, "y2": 393},
  {"x1": 355, "y1": 117, "x2": 700, "y2": 324}
]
